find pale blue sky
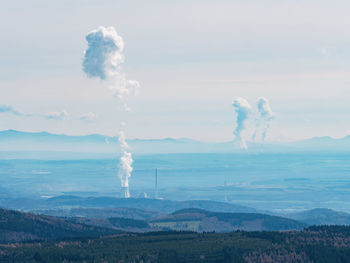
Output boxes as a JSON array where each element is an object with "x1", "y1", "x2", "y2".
[{"x1": 1, "y1": 0, "x2": 350, "y2": 141}]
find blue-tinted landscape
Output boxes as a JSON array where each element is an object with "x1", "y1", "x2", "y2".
[
  {"x1": 1, "y1": 152, "x2": 350, "y2": 213},
  {"x1": 3, "y1": 1, "x2": 350, "y2": 261}
]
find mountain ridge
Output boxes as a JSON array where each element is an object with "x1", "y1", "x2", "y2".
[{"x1": 1, "y1": 129, "x2": 350, "y2": 154}]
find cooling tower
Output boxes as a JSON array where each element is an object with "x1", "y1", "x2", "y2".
[{"x1": 121, "y1": 186, "x2": 130, "y2": 198}]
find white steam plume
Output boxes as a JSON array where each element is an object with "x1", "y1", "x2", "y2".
[
  {"x1": 256, "y1": 97, "x2": 274, "y2": 141},
  {"x1": 82, "y1": 26, "x2": 139, "y2": 198},
  {"x1": 82, "y1": 26, "x2": 139, "y2": 110},
  {"x1": 232, "y1": 98, "x2": 251, "y2": 149},
  {"x1": 118, "y1": 131, "x2": 133, "y2": 198}
]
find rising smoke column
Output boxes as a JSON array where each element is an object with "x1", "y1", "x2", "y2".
[
  {"x1": 118, "y1": 131, "x2": 133, "y2": 198},
  {"x1": 232, "y1": 98, "x2": 252, "y2": 149},
  {"x1": 256, "y1": 97, "x2": 274, "y2": 141},
  {"x1": 82, "y1": 26, "x2": 139, "y2": 198}
]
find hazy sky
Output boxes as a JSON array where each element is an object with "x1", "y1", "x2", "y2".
[{"x1": 1, "y1": 0, "x2": 350, "y2": 141}]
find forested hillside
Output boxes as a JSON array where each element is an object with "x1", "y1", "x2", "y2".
[
  {"x1": 1, "y1": 226, "x2": 350, "y2": 262},
  {"x1": 0, "y1": 208, "x2": 118, "y2": 243},
  {"x1": 149, "y1": 208, "x2": 306, "y2": 231}
]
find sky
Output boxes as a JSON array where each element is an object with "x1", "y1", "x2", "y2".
[{"x1": 1, "y1": 0, "x2": 350, "y2": 142}]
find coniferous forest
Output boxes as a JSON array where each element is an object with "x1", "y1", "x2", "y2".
[{"x1": 1, "y1": 226, "x2": 350, "y2": 263}]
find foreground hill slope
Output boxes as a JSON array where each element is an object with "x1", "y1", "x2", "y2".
[
  {"x1": 0, "y1": 208, "x2": 118, "y2": 243},
  {"x1": 149, "y1": 208, "x2": 306, "y2": 232}
]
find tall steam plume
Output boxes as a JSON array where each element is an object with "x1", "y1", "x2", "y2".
[
  {"x1": 82, "y1": 26, "x2": 139, "y2": 198},
  {"x1": 118, "y1": 131, "x2": 133, "y2": 198},
  {"x1": 255, "y1": 97, "x2": 274, "y2": 141},
  {"x1": 232, "y1": 98, "x2": 251, "y2": 149}
]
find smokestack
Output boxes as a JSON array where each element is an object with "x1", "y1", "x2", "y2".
[{"x1": 155, "y1": 168, "x2": 158, "y2": 199}]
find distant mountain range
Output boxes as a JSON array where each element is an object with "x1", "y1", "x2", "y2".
[{"x1": 1, "y1": 129, "x2": 350, "y2": 156}]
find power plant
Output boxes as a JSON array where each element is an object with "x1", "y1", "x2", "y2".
[{"x1": 121, "y1": 186, "x2": 130, "y2": 198}]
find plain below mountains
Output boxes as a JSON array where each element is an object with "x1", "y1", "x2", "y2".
[{"x1": 1, "y1": 129, "x2": 350, "y2": 156}]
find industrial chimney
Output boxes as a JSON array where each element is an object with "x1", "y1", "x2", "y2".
[{"x1": 155, "y1": 168, "x2": 158, "y2": 199}]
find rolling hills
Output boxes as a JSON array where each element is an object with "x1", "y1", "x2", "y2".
[
  {"x1": 149, "y1": 208, "x2": 306, "y2": 232},
  {"x1": 28, "y1": 195, "x2": 259, "y2": 214},
  {"x1": 0, "y1": 208, "x2": 119, "y2": 243}
]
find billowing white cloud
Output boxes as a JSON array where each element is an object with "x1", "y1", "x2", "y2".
[
  {"x1": 80, "y1": 112, "x2": 96, "y2": 123},
  {"x1": 45, "y1": 110, "x2": 68, "y2": 120},
  {"x1": 83, "y1": 26, "x2": 125, "y2": 80},
  {"x1": 82, "y1": 26, "x2": 139, "y2": 110},
  {"x1": 232, "y1": 98, "x2": 251, "y2": 149}
]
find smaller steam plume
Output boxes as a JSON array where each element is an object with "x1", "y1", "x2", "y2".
[
  {"x1": 232, "y1": 98, "x2": 251, "y2": 149},
  {"x1": 118, "y1": 130, "x2": 133, "y2": 198},
  {"x1": 255, "y1": 97, "x2": 274, "y2": 141}
]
